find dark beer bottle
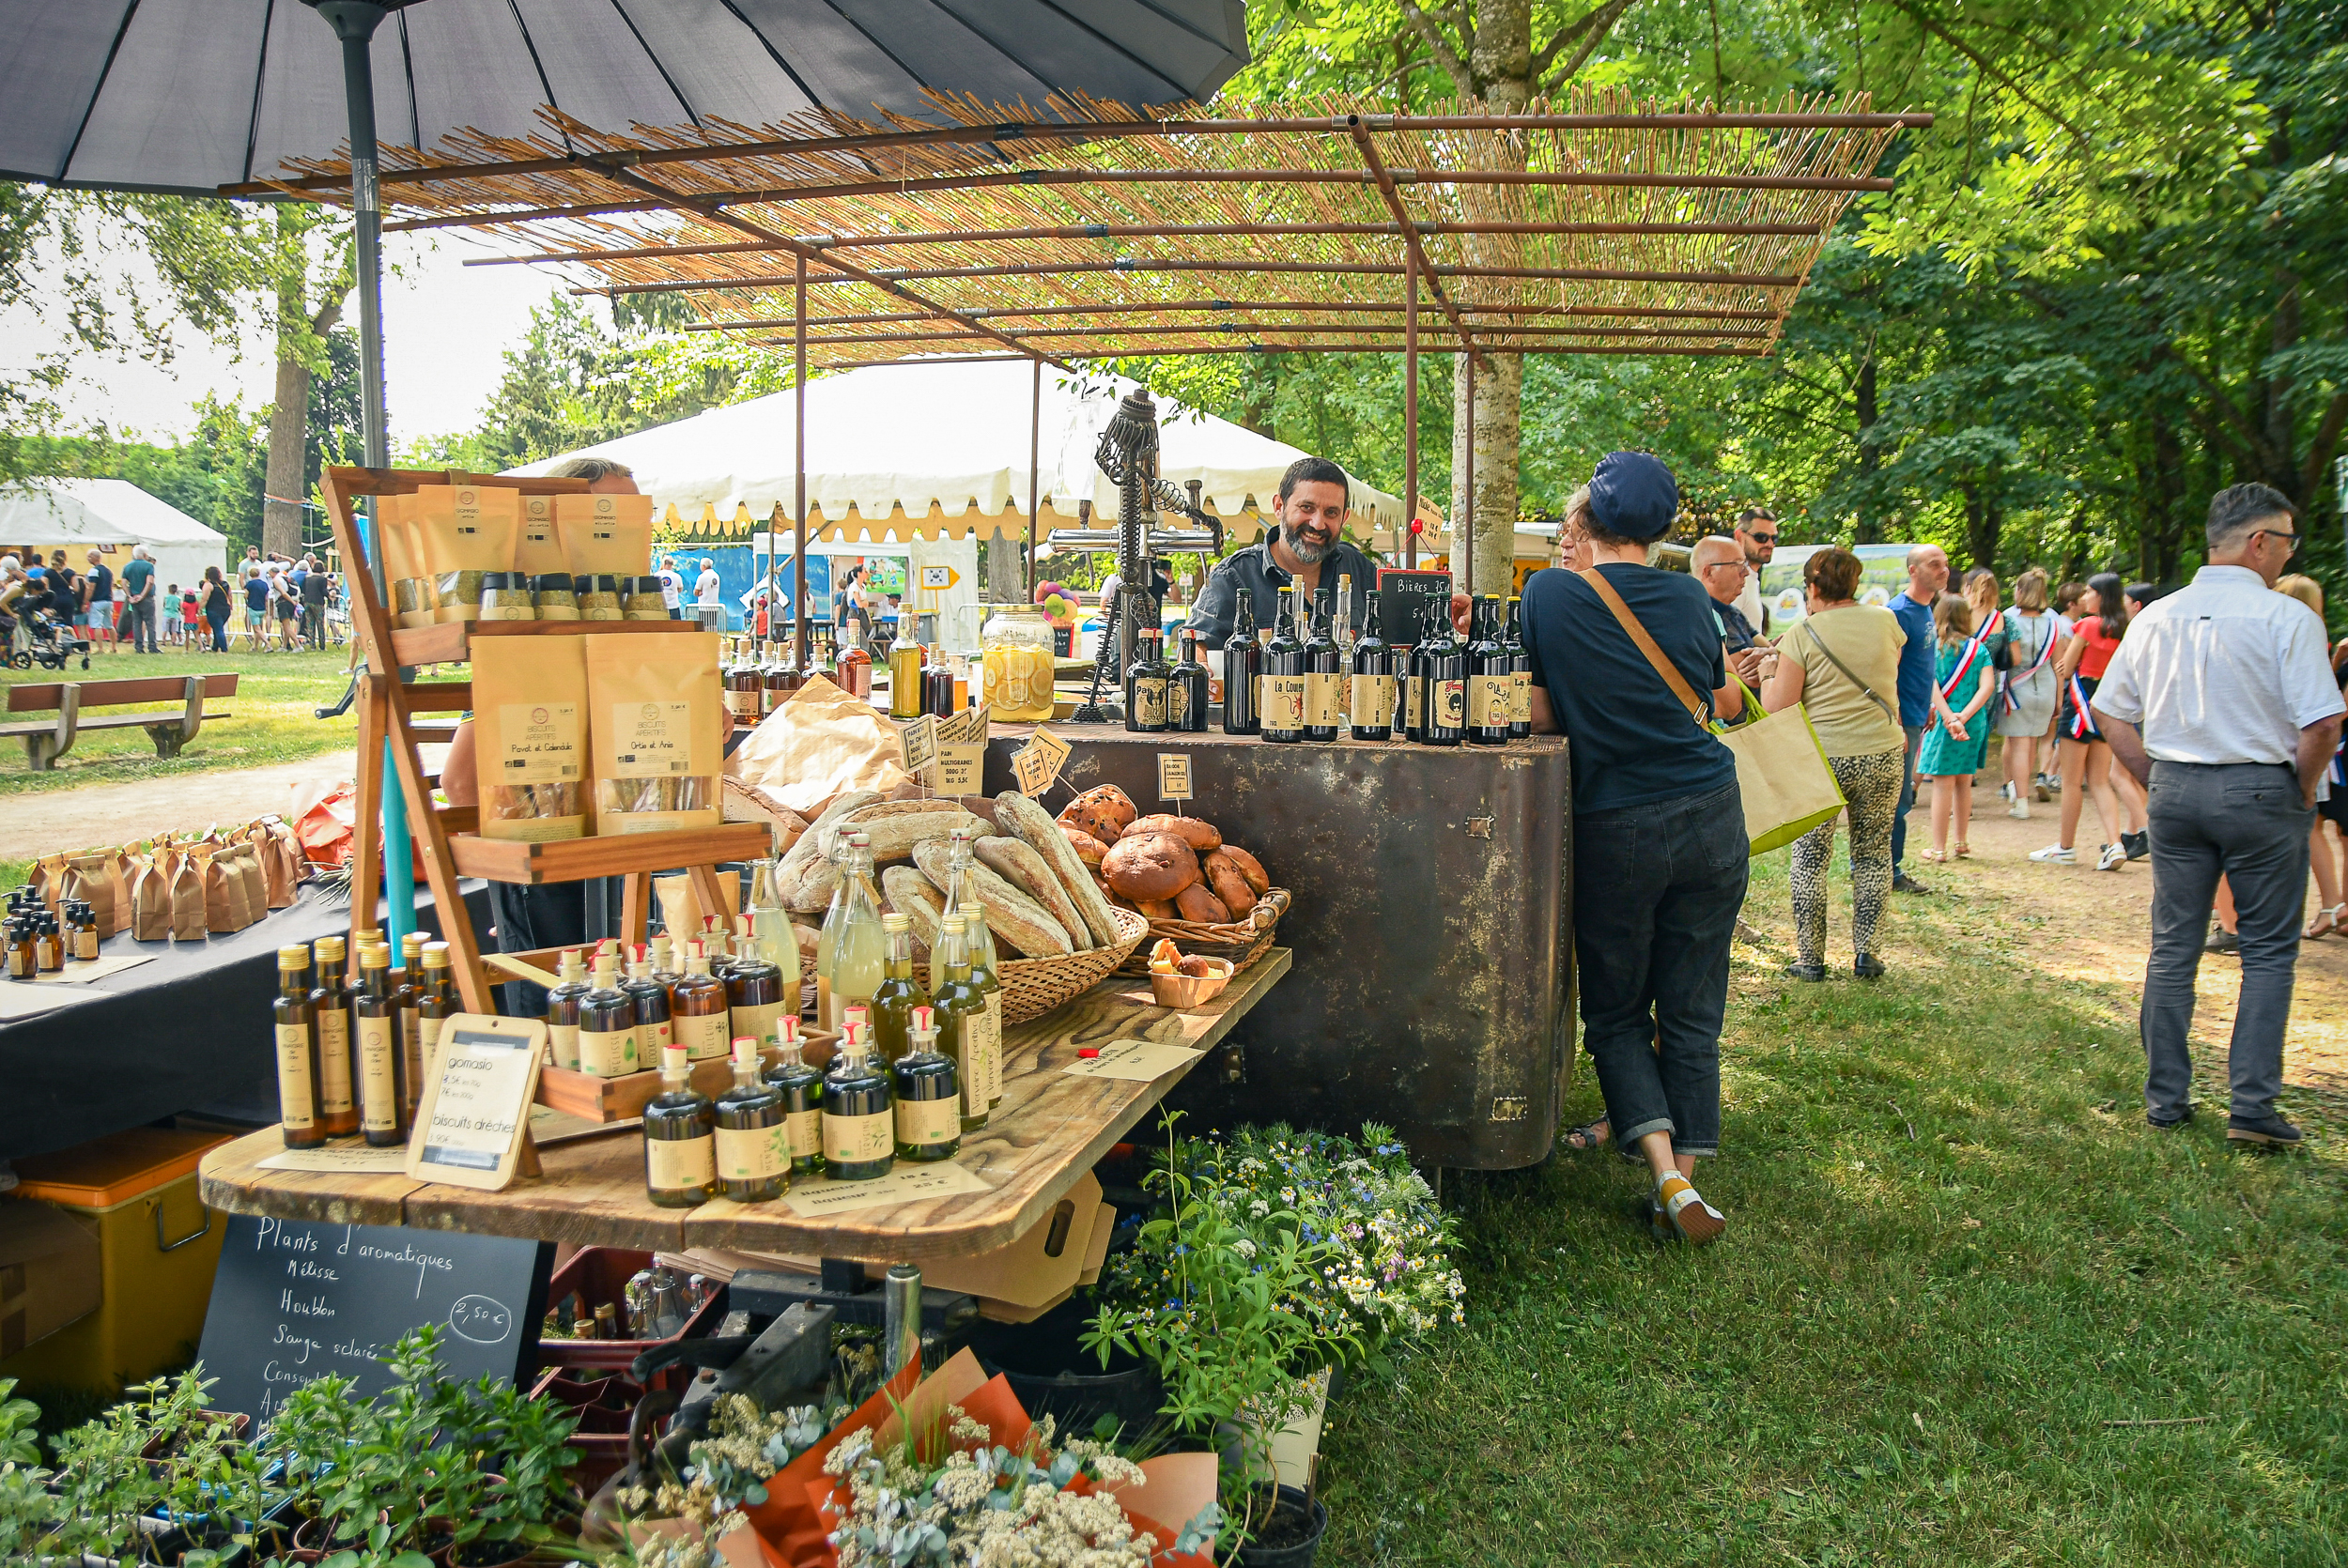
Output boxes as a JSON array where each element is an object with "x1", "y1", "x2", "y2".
[
  {"x1": 1169, "y1": 630, "x2": 1210, "y2": 732},
  {"x1": 1221, "y1": 591, "x2": 1260, "y2": 736},
  {"x1": 1468, "y1": 595, "x2": 1512, "y2": 746},
  {"x1": 1505, "y1": 596, "x2": 1533, "y2": 739},
  {"x1": 1349, "y1": 591, "x2": 1396, "y2": 741},
  {"x1": 1125, "y1": 628, "x2": 1170, "y2": 733},
  {"x1": 1420, "y1": 599, "x2": 1466, "y2": 746},
  {"x1": 1259, "y1": 586, "x2": 1306, "y2": 743},
  {"x1": 1303, "y1": 592, "x2": 1343, "y2": 742}
]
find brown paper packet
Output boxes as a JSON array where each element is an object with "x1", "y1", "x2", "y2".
[
  {"x1": 28, "y1": 853, "x2": 68, "y2": 914},
  {"x1": 515, "y1": 494, "x2": 568, "y2": 577},
  {"x1": 585, "y1": 632, "x2": 723, "y2": 835},
  {"x1": 413, "y1": 484, "x2": 521, "y2": 623},
  {"x1": 729, "y1": 673, "x2": 917, "y2": 816},
  {"x1": 473, "y1": 636, "x2": 590, "y2": 840},
  {"x1": 64, "y1": 850, "x2": 127, "y2": 935},
  {"x1": 377, "y1": 494, "x2": 430, "y2": 628},
  {"x1": 245, "y1": 820, "x2": 299, "y2": 908},
  {"x1": 655, "y1": 870, "x2": 740, "y2": 944},
  {"x1": 199, "y1": 851, "x2": 255, "y2": 933},
  {"x1": 129, "y1": 855, "x2": 173, "y2": 942},
  {"x1": 556, "y1": 493, "x2": 657, "y2": 578},
  {"x1": 169, "y1": 856, "x2": 208, "y2": 942},
  {"x1": 224, "y1": 843, "x2": 270, "y2": 921}
]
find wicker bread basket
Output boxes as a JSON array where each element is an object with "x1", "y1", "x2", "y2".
[
  {"x1": 919, "y1": 906, "x2": 1150, "y2": 1024},
  {"x1": 1119, "y1": 888, "x2": 1290, "y2": 976}
]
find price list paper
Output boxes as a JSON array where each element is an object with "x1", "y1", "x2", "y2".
[
  {"x1": 1157, "y1": 753, "x2": 1193, "y2": 802},
  {"x1": 405, "y1": 1016, "x2": 547, "y2": 1191},
  {"x1": 779, "y1": 1158, "x2": 991, "y2": 1218},
  {"x1": 1061, "y1": 1038, "x2": 1207, "y2": 1082},
  {"x1": 936, "y1": 705, "x2": 989, "y2": 792},
  {"x1": 900, "y1": 713, "x2": 940, "y2": 784},
  {"x1": 1012, "y1": 728, "x2": 1073, "y2": 798}
]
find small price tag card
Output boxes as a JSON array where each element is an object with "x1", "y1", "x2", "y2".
[
  {"x1": 1013, "y1": 728, "x2": 1073, "y2": 798},
  {"x1": 1061, "y1": 1037, "x2": 1206, "y2": 1082},
  {"x1": 900, "y1": 713, "x2": 939, "y2": 784},
  {"x1": 780, "y1": 1158, "x2": 991, "y2": 1218},
  {"x1": 1157, "y1": 753, "x2": 1193, "y2": 803},
  {"x1": 937, "y1": 745, "x2": 986, "y2": 792},
  {"x1": 406, "y1": 1016, "x2": 547, "y2": 1191},
  {"x1": 937, "y1": 705, "x2": 990, "y2": 746},
  {"x1": 257, "y1": 1143, "x2": 410, "y2": 1175}
]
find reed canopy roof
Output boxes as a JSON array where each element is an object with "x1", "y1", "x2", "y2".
[{"x1": 253, "y1": 90, "x2": 1926, "y2": 365}]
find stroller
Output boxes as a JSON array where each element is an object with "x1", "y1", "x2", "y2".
[{"x1": 12, "y1": 608, "x2": 91, "y2": 670}]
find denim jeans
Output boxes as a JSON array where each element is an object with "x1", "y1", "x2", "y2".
[
  {"x1": 2142, "y1": 761, "x2": 2312, "y2": 1121},
  {"x1": 1574, "y1": 778, "x2": 1748, "y2": 1158},
  {"x1": 1888, "y1": 724, "x2": 1923, "y2": 871}
]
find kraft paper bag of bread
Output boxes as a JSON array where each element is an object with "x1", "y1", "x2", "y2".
[
  {"x1": 168, "y1": 855, "x2": 209, "y2": 942},
  {"x1": 655, "y1": 870, "x2": 740, "y2": 943},
  {"x1": 129, "y1": 855, "x2": 173, "y2": 943},
  {"x1": 730, "y1": 672, "x2": 913, "y2": 816},
  {"x1": 199, "y1": 852, "x2": 250, "y2": 934}
]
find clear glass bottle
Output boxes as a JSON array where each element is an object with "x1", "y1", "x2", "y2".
[
  {"x1": 353, "y1": 942, "x2": 407, "y2": 1146},
  {"x1": 272, "y1": 945, "x2": 324, "y2": 1150},
  {"x1": 642, "y1": 1045, "x2": 718, "y2": 1208},
  {"x1": 957, "y1": 903, "x2": 1006, "y2": 1110},
  {"x1": 763, "y1": 1015, "x2": 826, "y2": 1176},
  {"x1": 544, "y1": 947, "x2": 590, "y2": 1071},
  {"x1": 825, "y1": 831, "x2": 887, "y2": 1035},
  {"x1": 981, "y1": 603, "x2": 1058, "y2": 722},
  {"x1": 868, "y1": 913, "x2": 929, "y2": 1061},
  {"x1": 670, "y1": 939, "x2": 732, "y2": 1062},
  {"x1": 624, "y1": 944, "x2": 674, "y2": 1060},
  {"x1": 892, "y1": 1005, "x2": 960, "y2": 1161},
  {"x1": 929, "y1": 916, "x2": 991, "y2": 1134},
  {"x1": 725, "y1": 914, "x2": 788, "y2": 1051},
  {"x1": 712, "y1": 1035, "x2": 788, "y2": 1203},
  {"x1": 311, "y1": 935, "x2": 359, "y2": 1137},
  {"x1": 1350, "y1": 591, "x2": 1396, "y2": 741},
  {"x1": 745, "y1": 854, "x2": 803, "y2": 1007},
  {"x1": 1259, "y1": 585, "x2": 1305, "y2": 742},
  {"x1": 821, "y1": 1022, "x2": 894, "y2": 1180},
  {"x1": 578, "y1": 950, "x2": 640, "y2": 1077}
]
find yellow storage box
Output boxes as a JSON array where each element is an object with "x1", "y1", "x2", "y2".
[{"x1": 0, "y1": 1128, "x2": 228, "y2": 1395}]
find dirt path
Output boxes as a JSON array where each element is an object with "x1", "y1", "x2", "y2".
[
  {"x1": 1744, "y1": 775, "x2": 2348, "y2": 1101},
  {"x1": 0, "y1": 749, "x2": 359, "y2": 862}
]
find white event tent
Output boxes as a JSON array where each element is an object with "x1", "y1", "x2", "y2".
[{"x1": 0, "y1": 479, "x2": 229, "y2": 599}]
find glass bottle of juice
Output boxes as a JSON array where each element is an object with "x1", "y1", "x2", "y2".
[
  {"x1": 310, "y1": 936, "x2": 360, "y2": 1137},
  {"x1": 745, "y1": 855, "x2": 802, "y2": 1007},
  {"x1": 888, "y1": 617, "x2": 925, "y2": 720},
  {"x1": 826, "y1": 832, "x2": 887, "y2": 1033},
  {"x1": 957, "y1": 903, "x2": 1006, "y2": 1110},
  {"x1": 712, "y1": 1035, "x2": 788, "y2": 1203},
  {"x1": 836, "y1": 621, "x2": 873, "y2": 701},
  {"x1": 352, "y1": 942, "x2": 407, "y2": 1146},
  {"x1": 763, "y1": 1015, "x2": 826, "y2": 1176},
  {"x1": 623, "y1": 944, "x2": 674, "y2": 1059},
  {"x1": 642, "y1": 1045, "x2": 717, "y2": 1208},
  {"x1": 670, "y1": 939, "x2": 732, "y2": 1062},
  {"x1": 725, "y1": 914, "x2": 788, "y2": 1050},
  {"x1": 868, "y1": 913, "x2": 928, "y2": 1059},
  {"x1": 929, "y1": 916, "x2": 990, "y2": 1134},
  {"x1": 821, "y1": 1022, "x2": 894, "y2": 1180},
  {"x1": 544, "y1": 947, "x2": 590, "y2": 1071},
  {"x1": 813, "y1": 838, "x2": 848, "y2": 1031},
  {"x1": 272, "y1": 945, "x2": 323, "y2": 1150},
  {"x1": 578, "y1": 950, "x2": 640, "y2": 1077},
  {"x1": 892, "y1": 1005, "x2": 959, "y2": 1161}
]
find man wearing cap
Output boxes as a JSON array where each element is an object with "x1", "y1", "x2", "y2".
[{"x1": 1516, "y1": 453, "x2": 1744, "y2": 1247}]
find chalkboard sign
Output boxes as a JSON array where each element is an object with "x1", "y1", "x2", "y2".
[
  {"x1": 196, "y1": 1216, "x2": 551, "y2": 1420},
  {"x1": 1377, "y1": 568, "x2": 1455, "y2": 649}
]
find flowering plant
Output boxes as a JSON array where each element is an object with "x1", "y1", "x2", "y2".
[{"x1": 610, "y1": 1393, "x2": 846, "y2": 1568}]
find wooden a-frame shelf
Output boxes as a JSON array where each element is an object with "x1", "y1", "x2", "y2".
[{"x1": 390, "y1": 615, "x2": 700, "y2": 668}]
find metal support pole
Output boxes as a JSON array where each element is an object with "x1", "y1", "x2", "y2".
[
  {"x1": 1462, "y1": 348, "x2": 1475, "y2": 602},
  {"x1": 882, "y1": 1264, "x2": 922, "y2": 1376},
  {"x1": 1404, "y1": 250, "x2": 1418, "y2": 570},
  {"x1": 316, "y1": 0, "x2": 411, "y2": 948},
  {"x1": 794, "y1": 253, "x2": 810, "y2": 669},
  {"x1": 1027, "y1": 358, "x2": 1042, "y2": 600}
]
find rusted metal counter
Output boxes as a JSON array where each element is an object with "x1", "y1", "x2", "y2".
[{"x1": 983, "y1": 727, "x2": 1571, "y2": 1168}]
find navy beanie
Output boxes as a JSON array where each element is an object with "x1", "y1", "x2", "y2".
[{"x1": 1585, "y1": 452, "x2": 1679, "y2": 543}]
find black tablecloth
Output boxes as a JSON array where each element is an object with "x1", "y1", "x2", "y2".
[{"x1": 0, "y1": 882, "x2": 490, "y2": 1161}]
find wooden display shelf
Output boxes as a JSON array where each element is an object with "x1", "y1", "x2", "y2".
[
  {"x1": 447, "y1": 823, "x2": 774, "y2": 884},
  {"x1": 536, "y1": 1031, "x2": 841, "y2": 1122},
  {"x1": 200, "y1": 949, "x2": 1289, "y2": 1260},
  {"x1": 391, "y1": 616, "x2": 708, "y2": 667}
]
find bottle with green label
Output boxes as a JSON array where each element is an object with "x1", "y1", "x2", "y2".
[
  {"x1": 868, "y1": 914, "x2": 928, "y2": 1060},
  {"x1": 892, "y1": 1005, "x2": 960, "y2": 1161},
  {"x1": 578, "y1": 951, "x2": 639, "y2": 1077},
  {"x1": 643, "y1": 1045, "x2": 717, "y2": 1207},
  {"x1": 821, "y1": 1021, "x2": 895, "y2": 1181},
  {"x1": 713, "y1": 1035, "x2": 788, "y2": 1203},
  {"x1": 726, "y1": 914, "x2": 789, "y2": 1050},
  {"x1": 763, "y1": 1014, "x2": 826, "y2": 1176},
  {"x1": 957, "y1": 903, "x2": 1006, "y2": 1110}
]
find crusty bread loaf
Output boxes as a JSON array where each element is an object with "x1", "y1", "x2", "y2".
[
  {"x1": 956, "y1": 795, "x2": 1002, "y2": 829},
  {"x1": 776, "y1": 789, "x2": 880, "y2": 911},
  {"x1": 1201, "y1": 850, "x2": 1257, "y2": 919},
  {"x1": 1218, "y1": 844, "x2": 1270, "y2": 895},
  {"x1": 1175, "y1": 882, "x2": 1231, "y2": 924},
  {"x1": 881, "y1": 866, "x2": 946, "y2": 957},
  {"x1": 1060, "y1": 824, "x2": 1110, "y2": 866},
  {"x1": 1058, "y1": 783, "x2": 1136, "y2": 845},
  {"x1": 834, "y1": 804, "x2": 992, "y2": 865},
  {"x1": 908, "y1": 838, "x2": 1072, "y2": 958},
  {"x1": 1125, "y1": 813, "x2": 1222, "y2": 853},
  {"x1": 1102, "y1": 832, "x2": 1201, "y2": 902},
  {"x1": 1137, "y1": 898, "x2": 1179, "y2": 918},
  {"x1": 975, "y1": 836, "x2": 1091, "y2": 950},
  {"x1": 997, "y1": 790, "x2": 1124, "y2": 945}
]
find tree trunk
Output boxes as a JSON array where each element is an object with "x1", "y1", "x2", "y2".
[
  {"x1": 986, "y1": 525, "x2": 1023, "y2": 604},
  {"x1": 261, "y1": 289, "x2": 342, "y2": 561},
  {"x1": 1452, "y1": 353, "x2": 1522, "y2": 598},
  {"x1": 1960, "y1": 480, "x2": 2000, "y2": 571},
  {"x1": 1853, "y1": 356, "x2": 1881, "y2": 544}
]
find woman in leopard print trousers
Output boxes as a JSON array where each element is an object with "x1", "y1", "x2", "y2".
[{"x1": 1790, "y1": 747, "x2": 1905, "y2": 968}]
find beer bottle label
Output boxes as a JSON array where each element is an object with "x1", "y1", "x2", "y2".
[
  {"x1": 1511, "y1": 670, "x2": 1533, "y2": 723},
  {"x1": 1471, "y1": 674, "x2": 1511, "y2": 729},
  {"x1": 1305, "y1": 671, "x2": 1343, "y2": 729},
  {"x1": 1168, "y1": 682, "x2": 1189, "y2": 726},
  {"x1": 1264, "y1": 675, "x2": 1306, "y2": 730},
  {"x1": 1133, "y1": 677, "x2": 1166, "y2": 726},
  {"x1": 1437, "y1": 679, "x2": 1466, "y2": 728},
  {"x1": 1352, "y1": 672, "x2": 1396, "y2": 729}
]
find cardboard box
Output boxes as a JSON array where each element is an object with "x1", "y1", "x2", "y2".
[{"x1": 0, "y1": 1201, "x2": 100, "y2": 1359}]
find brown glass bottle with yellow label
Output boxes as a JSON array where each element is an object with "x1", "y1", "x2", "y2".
[
  {"x1": 725, "y1": 914, "x2": 788, "y2": 1050},
  {"x1": 543, "y1": 947, "x2": 590, "y2": 1071},
  {"x1": 929, "y1": 916, "x2": 991, "y2": 1134},
  {"x1": 394, "y1": 932, "x2": 426, "y2": 1123},
  {"x1": 821, "y1": 1021, "x2": 894, "y2": 1180},
  {"x1": 642, "y1": 1045, "x2": 718, "y2": 1207},
  {"x1": 310, "y1": 936, "x2": 360, "y2": 1137},
  {"x1": 712, "y1": 1035, "x2": 788, "y2": 1203},
  {"x1": 623, "y1": 944, "x2": 674, "y2": 1060},
  {"x1": 892, "y1": 1005, "x2": 960, "y2": 1161},
  {"x1": 414, "y1": 942, "x2": 456, "y2": 1092},
  {"x1": 272, "y1": 945, "x2": 325, "y2": 1149},
  {"x1": 670, "y1": 939, "x2": 732, "y2": 1063},
  {"x1": 762, "y1": 1015, "x2": 825, "y2": 1176},
  {"x1": 577, "y1": 951, "x2": 639, "y2": 1078},
  {"x1": 352, "y1": 943, "x2": 407, "y2": 1146},
  {"x1": 1467, "y1": 595, "x2": 1511, "y2": 746}
]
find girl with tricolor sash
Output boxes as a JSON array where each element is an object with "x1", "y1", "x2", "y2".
[
  {"x1": 2031, "y1": 573, "x2": 2142, "y2": 871},
  {"x1": 1995, "y1": 567, "x2": 2063, "y2": 819},
  {"x1": 1917, "y1": 592, "x2": 1999, "y2": 861}
]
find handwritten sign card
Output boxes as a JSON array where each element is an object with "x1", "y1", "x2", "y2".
[
  {"x1": 407, "y1": 1016, "x2": 547, "y2": 1191},
  {"x1": 1061, "y1": 1037, "x2": 1206, "y2": 1082},
  {"x1": 1157, "y1": 753, "x2": 1193, "y2": 802},
  {"x1": 1013, "y1": 729, "x2": 1073, "y2": 798},
  {"x1": 779, "y1": 1158, "x2": 991, "y2": 1218},
  {"x1": 900, "y1": 713, "x2": 939, "y2": 785},
  {"x1": 936, "y1": 706, "x2": 989, "y2": 791}
]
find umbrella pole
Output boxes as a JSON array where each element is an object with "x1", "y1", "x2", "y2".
[
  {"x1": 318, "y1": 0, "x2": 411, "y2": 948},
  {"x1": 1462, "y1": 348, "x2": 1475, "y2": 602},
  {"x1": 1027, "y1": 359, "x2": 1041, "y2": 600},
  {"x1": 795, "y1": 254, "x2": 809, "y2": 669},
  {"x1": 1404, "y1": 248, "x2": 1418, "y2": 571}
]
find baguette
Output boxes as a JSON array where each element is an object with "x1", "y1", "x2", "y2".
[
  {"x1": 836, "y1": 804, "x2": 992, "y2": 865},
  {"x1": 974, "y1": 836, "x2": 1092, "y2": 950},
  {"x1": 776, "y1": 789, "x2": 880, "y2": 911},
  {"x1": 908, "y1": 838, "x2": 1072, "y2": 958},
  {"x1": 881, "y1": 866, "x2": 945, "y2": 958},
  {"x1": 997, "y1": 790, "x2": 1124, "y2": 945}
]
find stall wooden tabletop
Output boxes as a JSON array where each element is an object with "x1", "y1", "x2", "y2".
[{"x1": 199, "y1": 950, "x2": 1289, "y2": 1264}]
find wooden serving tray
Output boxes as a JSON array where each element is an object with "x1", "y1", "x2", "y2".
[
  {"x1": 448, "y1": 822, "x2": 774, "y2": 884},
  {"x1": 391, "y1": 616, "x2": 706, "y2": 667},
  {"x1": 535, "y1": 1031, "x2": 840, "y2": 1121}
]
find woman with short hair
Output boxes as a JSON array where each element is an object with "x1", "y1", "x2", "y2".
[{"x1": 1765, "y1": 546, "x2": 1908, "y2": 980}]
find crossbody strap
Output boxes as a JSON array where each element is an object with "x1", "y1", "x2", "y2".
[
  {"x1": 1801, "y1": 619, "x2": 1899, "y2": 726},
  {"x1": 1575, "y1": 567, "x2": 1710, "y2": 730}
]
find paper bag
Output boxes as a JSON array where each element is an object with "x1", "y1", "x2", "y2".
[
  {"x1": 198, "y1": 853, "x2": 254, "y2": 934},
  {"x1": 655, "y1": 871, "x2": 740, "y2": 946},
  {"x1": 66, "y1": 850, "x2": 131, "y2": 936},
  {"x1": 255, "y1": 820, "x2": 302, "y2": 908},
  {"x1": 168, "y1": 856, "x2": 208, "y2": 943},
  {"x1": 728, "y1": 674, "x2": 916, "y2": 815},
  {"x1": 28, "y1": 854, "x2": 68, "y2": 914},
  {"x1": 129, "y1": 855, "x2": 173, "y2": 943},
  {"x1": 223, "y1": 844, "x2": 270, "y2": 923}
]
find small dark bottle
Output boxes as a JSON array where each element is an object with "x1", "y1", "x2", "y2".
[
  {"x1": 642, "y1": 1045, "x2": 718, "y2": 1208},
  {"x1": 1125, "y1": 628, "x2": 1171, "y2": 733},
  {"x1": 578, "y1": 951, "x2": 640, "y2": 1078},
  {"x1": 543, "y1": 947, "x2": 591, "y2": 1072},
  {"x1": 311, "y1": 936, "x2": 360, "y2": 1137},
  {"x1": 1259, "y1": 586, "x2": 1306, "y2": 743},
  {"x1": 415, "y1": 942, "x2": 457, "y2": 1089},
  {"x1": 624, "y1": 944, "x2": 674, "y2": 1060},
  {"x1": 1349, "y1": 591, "x2": 1396, "y2": 741},
  {"x1": 1402, "y1": 627, "x2": 1428, "y2": 745},
  {"x1": 765, "y1": 644, "x2": 801, "y2": 713},
  {"x1": 670, "y1": 939, "x2": 733, "y2": 1062},
  {"x1": 34, "y1": 915, "x2": 62, "y2": 973},
  {"x1": 821, "y1": 1022, "x2": 895, "y2": 1181},
  {"x1": 724, "y1": 648, "x2": 765, "y2": 726},
  {"x1": 7, "y1": 917, "x2": 35, "y2": 981},
  {"x1": 68, "y1": 900, "x2": 98, "y2": 961},
  {"x1": 1303, "y1": 593, "x2": 1343, "y2": 742},
  {"x1": 1169, "y1": 630, "x2": 1210, "y2": 732},
  {"x1": 1467, "y1": 595, "x2": 1512, "y2": 746},
  {"x1": 1222, "y1": 591, "x2": 1261, "y2": 736},
  {"x1": 271, "y1": 945, "x2": 324, "y2": 1150},
  {"x1": 394, "y1": 931, "x2": 425, "y2": 1123},
  {"x1": 352, "y1": 942, "x2": 407, "y2": 1146},
  {"x1": 892, "y1": 1005, "x2": 960, "y2": 1161},
  {"x1": 712, "y1": 1035, "x2": 788, "y2": 1203},
  {"x1": 762, "y1": 1015, "x2": 826, "y2": 1176},
  {"x1": 922, "y1": 657, "x2": 956, "y2": 717},
  {"x1": 1505, "y1": 597, "x2": 1533, "y2": 740},
  {"x1": 724, "y1": 915, "x2": 788, "y2": 1051},
  {"x1": 1420, "y1": 602, "x2": 1466, "y2": 747}
]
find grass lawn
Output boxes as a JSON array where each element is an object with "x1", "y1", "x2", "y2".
[
  {"x1": 1320, "y1": 848, "x2": 2347, "y2": 1565},
  {"x1": 0, "y1": 647, "x2": 362, "y2": 797}
]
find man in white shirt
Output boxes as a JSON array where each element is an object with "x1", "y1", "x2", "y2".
[
  {"x1": 694, "y1": 558, "x2": 723, "y2": 623},
  {"x1": 1731, "y1": 507, "x2": 1775, "y2": 634},
  {"x1": 2094, "y1": 483, "x2": 2346, "y2": 1148},
  {"x1": 657, "y1": 555, "x2": 684, "y2": 619}
]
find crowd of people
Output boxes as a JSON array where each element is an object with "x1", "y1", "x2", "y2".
[
  {"x1": 1454, "y1": 454, "x2": 2344, "y2": 1247},
  {"x1": 0, "y1": 545, "x2": 345, "y2": 654}
]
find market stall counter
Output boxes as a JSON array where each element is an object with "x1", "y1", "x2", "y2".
[{"x1": 981, "y1": 726, "x2": 1572, "y2": 1168}]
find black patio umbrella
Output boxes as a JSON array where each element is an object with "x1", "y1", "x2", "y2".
[{"x1": 0, "y1": 0, "x2": 1248, "y2": 940}]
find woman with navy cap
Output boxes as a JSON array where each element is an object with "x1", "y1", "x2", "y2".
[{"x1": 1507, "y1": 452, "x2": 1745, "y2": 1244}]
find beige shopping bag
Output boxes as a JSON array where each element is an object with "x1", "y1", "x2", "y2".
[
  {"x1": 169, "y1": 856, "x2": 208, "y2": 942},
  {"x1": 129, "y1": 854, "x2": 173, "y2": 942}
]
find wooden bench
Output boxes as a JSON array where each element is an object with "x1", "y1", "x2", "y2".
[{"x1": 0, "y1": 674, "x2": 239, "y2": 770}]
